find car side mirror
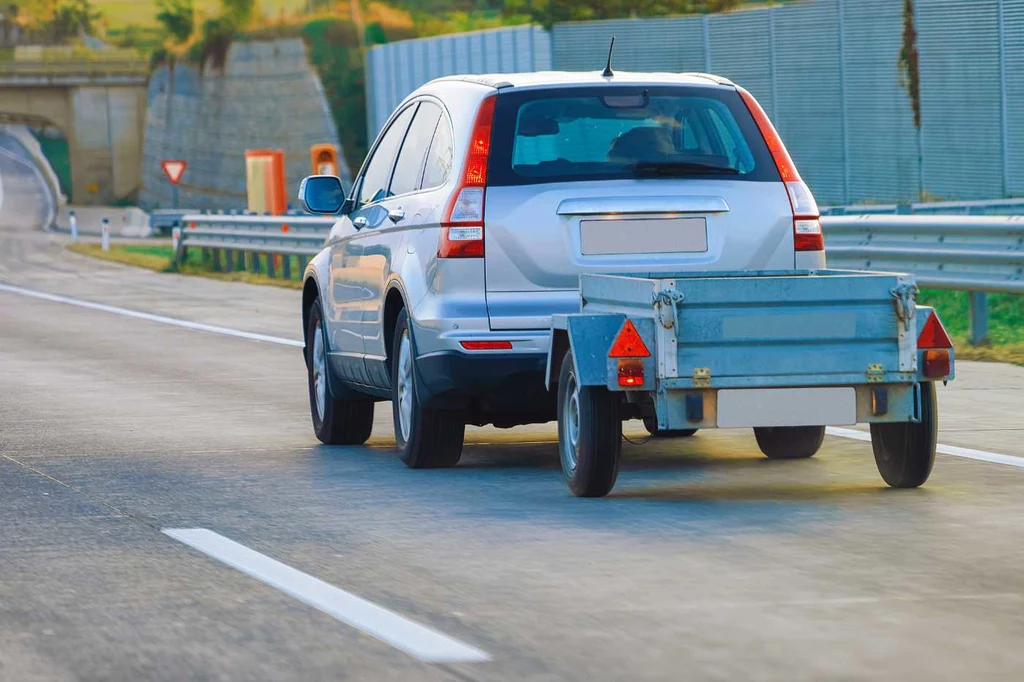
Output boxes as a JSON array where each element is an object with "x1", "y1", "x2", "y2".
[{"x1": 299, "y1": 175, "x2": 345, "y2": 214}]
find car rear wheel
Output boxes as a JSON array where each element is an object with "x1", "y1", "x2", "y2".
[
  {"x1": 642, "y1": 417, "x2": 697, "y2": 439},
  {"x1": 754, "y1": 425, "x2": 825, "y2": 459},
  {"x1": 870, "y1": 381, "x2": 937, "y2": 488},
  {"x1": 392, "y1": 309, "x2": 465, "y2": 468},
  {"x1": 558, "y1": 350, "x2": 622, "y2": 497},
  {"x1": 307, "y1": 299, "x2": 374, "y2": 445}
]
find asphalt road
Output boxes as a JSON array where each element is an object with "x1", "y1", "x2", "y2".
[{"x1": 2, "y1": 186, "x2": 1024, "y2": 680}]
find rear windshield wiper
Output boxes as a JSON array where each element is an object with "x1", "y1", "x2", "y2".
[{"x1": 628, "y1": 161, "x2": 741, "y2": 177}]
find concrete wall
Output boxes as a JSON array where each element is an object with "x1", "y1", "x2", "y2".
[
  {"x1": 140, "y1": 39, "x2": 345, "y2": 211},
  {"x1": 0, "y1": 83, "x2": 147, "y2": 204}
]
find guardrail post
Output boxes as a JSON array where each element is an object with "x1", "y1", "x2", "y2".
[
  {"x1": 969, "y1": 292, "x2": 989, "y2": 346},
  {"x1": 266, "y1": 253, "x2": 276, "y2": 278},
  {"x1": 225, "y1": 249, "x2": 234, "y2": 271},
  {"x1": 282, "y1": 254, "x2": 292, "y2": 280},
  {"x1": 211, "y1": 248, "x2": 221, "y2": 272}
]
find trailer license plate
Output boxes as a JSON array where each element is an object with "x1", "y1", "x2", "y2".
[{"x1": 717, "y1": 387, "x2": 857, "y2": 428}]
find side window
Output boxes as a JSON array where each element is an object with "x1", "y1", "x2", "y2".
[
  {"x1": 389, "y1": 102, "x2": 442, "y2": 197},
  {"x1": 421, "y1": 114, "x2": 454, "y2": 189},
  {"x1": 359, "y1": 105, "x2": 416, "y2": 206}
]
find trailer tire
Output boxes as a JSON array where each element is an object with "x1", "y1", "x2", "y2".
[
  {"x1": 870, "y1": 381, "x2": 937, "y2": 488},
  {"x1": 754, "y1": 425, "x2": 825, "y2": 459},
  {"x1": 642, "y1": 417, "x2": 697, "y2": 439},
  {"x1": 557, "y1": 350, "x2": 621, "y2": 497}
]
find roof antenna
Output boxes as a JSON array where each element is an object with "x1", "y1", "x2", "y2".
[{"x1": 602, "y1": 37, "x2": 616, "y2": 78}]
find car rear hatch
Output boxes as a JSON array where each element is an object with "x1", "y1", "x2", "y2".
[{"x1": 483, "y1": 83, "x2": 795, "y2": 330}]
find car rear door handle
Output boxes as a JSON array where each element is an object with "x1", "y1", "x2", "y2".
[
  {"x1": 388, "y1": 208, "x2": 406, "y2": 224},
  {"x1": 353, "y1": 216, "x2": 368, "y2": 230}
]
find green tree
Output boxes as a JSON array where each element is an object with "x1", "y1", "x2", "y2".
[
  {"x1": 220, "y1": 0, "x2": 255, "y2": 24},
  {"x1": 45, "y1": 0, "x2": 101, "y2": 42},
  {"x1": 156, "y1": 0, "x2": 195, "y2": 44},
  {"x1": 503, "y1": 0, "x2": 740, "y2": 28}
]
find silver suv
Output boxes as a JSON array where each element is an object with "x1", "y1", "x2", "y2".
[{"x1": 299, "y1": 71, "x2": 825, "y2": 468}]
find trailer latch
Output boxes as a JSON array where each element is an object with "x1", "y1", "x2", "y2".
[
  {"x1": 890, "y1": 283, "x2": 919, "y2": 332},
  {"x1": 653, "y1": 289, "x2": 684, "y2": 330}
]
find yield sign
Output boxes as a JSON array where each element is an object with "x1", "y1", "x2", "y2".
[{"x1": 161, "y1": 160, "x2": 188, "y2": 185}]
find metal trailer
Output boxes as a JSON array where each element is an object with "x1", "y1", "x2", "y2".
[{"x1": 546, "y1": 270, "x2": 956, "y2": 497}]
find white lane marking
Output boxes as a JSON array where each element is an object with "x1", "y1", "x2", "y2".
[
  {"x1": 163, "y1": 529, "x2": 490, "y2": 663},
  {"x1": 0, "y1": 282, "x2": 303, "y2": 348},
  {"x1": 827, "y1": 426, "x2": 1024, "y2": 469}
]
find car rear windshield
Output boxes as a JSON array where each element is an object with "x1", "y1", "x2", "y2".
[{"x1": 488, "y1": 85, "x2": 780, "y2": 186}]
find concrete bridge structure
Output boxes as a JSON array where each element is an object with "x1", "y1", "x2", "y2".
[{"x1": 0, "y1": 60, "x2": 148, "y2": 204}]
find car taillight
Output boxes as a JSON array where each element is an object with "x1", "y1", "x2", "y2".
[
  {"x1": 439, "y1": 96, "x2": 496, "y2": 259},
  {"x1": 738, "y1": 87, "x2": 823, "y2": 253}
]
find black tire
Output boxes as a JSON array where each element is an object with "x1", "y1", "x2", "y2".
[
  {"x1": 642, "y1": 417, "x2": 697, "y2": 439},
  {"x1": 557, "y1": 350, "x2": 622, "y2": 497},
  {"x1": 306, "y1": 299, "x2": 374, "y2": 445},
  {"x1": 754, "y1": 425, "x2": 825, "y2": 459},
  {"x1": 391, "y1": 309, "x2": 465, "y2": 468},
  {"x1": 870, "y1": 381, "x2": 937, "y2": 488}
]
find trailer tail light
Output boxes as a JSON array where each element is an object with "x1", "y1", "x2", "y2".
[
  {"x1": 738, "y1": 87, "x2": 823, "y2": 253},
  {"x1": 918, "y1": 311, "x2": 953, "y2": 378},
  {"x1": 439, "y1": 96, "x2": 496, "y2": 259},
  {"x1": 609, "y1": 320, "x2": 650, "y2": 358},
  {"x1": 460, "y1": 340, "x2": 513, "y2": 350},
  {"x1": 617, "y1": 359, "x2": 645, "y2": 387},
  {"x1": 923, "y1": 350, "x2": 951, "y2": 378}
]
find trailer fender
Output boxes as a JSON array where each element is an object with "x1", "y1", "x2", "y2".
[{"x1": 546, "y1": 314, "x2": 658, "y2": 390}]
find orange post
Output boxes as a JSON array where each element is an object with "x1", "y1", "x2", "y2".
[
  {"x1": 310, "y1": 144, "x2": 339, "y2": 177},
  {"x1": 245, "y1": 149, "x2": 287, "y2": 216}
]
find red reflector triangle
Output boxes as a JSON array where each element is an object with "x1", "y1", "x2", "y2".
[
  {"x1": 609, "y1": 319, "x2": 651, "y2": 358},
  {"x1": 918, "y1": 312, "x2": 953, "y2": 350}
]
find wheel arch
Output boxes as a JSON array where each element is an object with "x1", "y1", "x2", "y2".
[
  {"x1": 383, "y1": 285, "x2": 407, "y2": 370},
  {"x1": 302, "y1": 274, "x2": 321, "y2": 353}
]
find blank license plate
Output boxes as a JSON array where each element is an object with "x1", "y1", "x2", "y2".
[
  {"x1": 580, "y1": 218, "x2": 708, "y2": 255},
  {"x1": 717, "y1": 387, "x2": 857, "y2": 428}
]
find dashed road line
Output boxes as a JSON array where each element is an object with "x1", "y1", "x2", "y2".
[{"x1": 163, "y1": 528, "x2": 490, "y2": 663}]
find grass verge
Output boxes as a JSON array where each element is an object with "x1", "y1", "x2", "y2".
[{"x1": 67, "y1": 242, "x2": 303, "y2": 290}]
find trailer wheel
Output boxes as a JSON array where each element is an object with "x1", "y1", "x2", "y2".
[
  {"x1": 642, "y1": 417, "x2": 697, "y2": 439},
  {"x1": 557, "y1": 350, "x2": 622, "y2": 497},
  {"x1": 870, "y1": 382, "x2": 937, "y2": 488},
  {"x1": 754, "y1": 426, "x2": 825, "y2": 459}
]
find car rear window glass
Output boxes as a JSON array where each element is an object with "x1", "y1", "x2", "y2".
[{"x1": 488, "y1": 86, "x2": 779, "y2": 186}]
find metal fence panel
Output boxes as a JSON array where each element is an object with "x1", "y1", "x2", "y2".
[
  {"x1": 551, "y1": 16, "x2": 707, "y2": 73},
  {"x1": 708, "y1": 8, "x2": 774, "y2": 118},
  {"x1": 365, "y1": 26, "x2": 550, "y2": 139},
  {"x1": 772, "y1": 0, "x2": 845, "y2": 205},
  {"x1": 917, "y1": 0, "x2": 1004, "y2": 199},
  {"x1": 840, "y1": 0, "x2": 921, "y2": 203},
  {"x1": 1005, "y1": 0, "x2": 1024, "y2": 195}
]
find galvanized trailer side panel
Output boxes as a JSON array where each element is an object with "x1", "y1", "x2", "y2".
[{"x1": 579, "y1": 270, "x2": 918, "y2": 390}]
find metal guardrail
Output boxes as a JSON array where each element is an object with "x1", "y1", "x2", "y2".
[
  {"x1": 822, "y1": 214, "x2": 1024, "y2": 343},
  {"x1": 176, "y1": 213, "x2": 334, "y2": 280},
  {"x1": 821, "y1": 198, "x2": 1024, "y2": 217},
  {"x1": 176, "y1": 212, "x2": 1023, "y2": 344}
]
